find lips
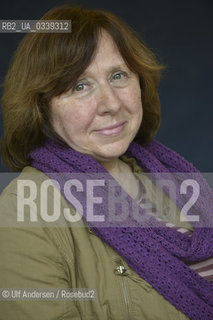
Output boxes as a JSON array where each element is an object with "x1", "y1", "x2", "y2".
[{"x1": 95, "y1": 121, "x2": 127, "y2": 136}]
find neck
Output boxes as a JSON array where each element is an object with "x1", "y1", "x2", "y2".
[
  {"x1": 99, "y1": 157, "x2": 140, "y2": 200},
  {"x1": 99, "y1": 157, "x2": 130, "y2": 178}
]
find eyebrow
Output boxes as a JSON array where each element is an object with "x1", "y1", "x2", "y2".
[{"x1": 79, "y1": 64, "x2": 129, "y2": 79}]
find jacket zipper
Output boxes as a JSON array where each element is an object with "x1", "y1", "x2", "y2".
[
  {"x1": 121, "y1": 274, "x2": 131, "y2": 320},
  {"x1": 115, "y1": 263, "x2": 131, "y2": 320},
  {"x1": 104, "y1": 243, "x2": 132, "y2": 320}
]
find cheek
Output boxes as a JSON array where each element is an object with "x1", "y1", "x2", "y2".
[
  {"x1": 124, "y1": 86, "x2": 142, "y2": 115},
  {"x1": 60, "y1": 106, "x2": 96, "y2": 135},
  {"x1": 128, "y1": 87, "x2": 143, "y2": 129}
]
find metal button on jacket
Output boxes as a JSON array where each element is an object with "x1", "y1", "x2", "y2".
[{"x1": 115, "y1": 265, "x2": 127, "y2": 275}]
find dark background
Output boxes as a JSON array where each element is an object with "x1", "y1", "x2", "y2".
[{"x1": 0, "y1": 0, "x2": 212, "y2": 172}]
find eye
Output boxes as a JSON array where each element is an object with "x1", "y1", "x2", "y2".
[
  {"x1": 110, "y1": 71, "x2": 129, "y2": 87},
  {"x1": 74, "y1": 81, "x2": 88, "y2": 92},
  {"x1": 112, "y1": 71, "x2": 127, "y2": 81}
]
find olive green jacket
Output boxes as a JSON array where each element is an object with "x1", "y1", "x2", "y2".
[{"x1": 0, "y1": 166, "x2": 189, "y2": 320}]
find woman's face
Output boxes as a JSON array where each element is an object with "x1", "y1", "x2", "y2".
[{"x1": 50, "y1": 30, "x2": 143, "y2": 164}]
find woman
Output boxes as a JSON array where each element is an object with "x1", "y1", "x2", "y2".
[{"x1": 0, "y1": 4, "x2": 212, "y2": 320}]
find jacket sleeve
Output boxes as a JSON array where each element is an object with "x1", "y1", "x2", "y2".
[{"x1": 0, "y1": 192, "x2": 81, "y2": 320}]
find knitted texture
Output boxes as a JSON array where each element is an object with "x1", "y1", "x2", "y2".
[{"x1": 30, "y1": 139, "x2": 213, "y2": 320}]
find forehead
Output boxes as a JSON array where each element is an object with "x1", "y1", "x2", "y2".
[
  {"x1": 82, "y1": 30, "x2": 127, "y2": 76},
  {"x1": 94, "y1": 30, "x2": 122, "y2": 58}
]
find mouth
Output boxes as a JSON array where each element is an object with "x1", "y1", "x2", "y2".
[{"x1": 95, "y1": 121, "x2": 127, "y2": 136}]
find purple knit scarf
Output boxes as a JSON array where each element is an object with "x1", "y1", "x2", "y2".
[{"x1": 30, "y1": 139, "x2": 213, "y2": 320}]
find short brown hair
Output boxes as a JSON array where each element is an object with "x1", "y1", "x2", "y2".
[{"x1": 0, "y1": 4, "x2": 164, "y2": 171}]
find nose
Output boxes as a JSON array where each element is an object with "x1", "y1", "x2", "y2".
[{"x1": 96, "y1": 83, "x2": 122, "y2": 115}]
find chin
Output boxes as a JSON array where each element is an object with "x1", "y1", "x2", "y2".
[{"x1": 94, "y1": 142, "x2": 130, "y2": 160}]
